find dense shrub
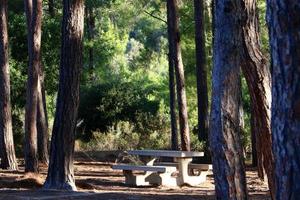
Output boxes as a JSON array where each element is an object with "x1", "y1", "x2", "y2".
[{"x1": 77, "y1": 80, "x2": 165, "y2": 141}]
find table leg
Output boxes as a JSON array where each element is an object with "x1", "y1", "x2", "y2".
[
  {"x1": 176, "y1": 158, "x2": 208, "y2": 186},
  {"x1": 176, "y1": 158, "x2": 192, "y2": 185},
  {"x1": 123, "y1": 157, "x2": 159, "y2": 186}
]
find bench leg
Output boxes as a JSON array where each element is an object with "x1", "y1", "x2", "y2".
[
  {"x1": 123, "y1": 170, "x2": 156, "y2": 186},
  {"x1": 158, "y1": 171, "x2": 177, "y2": 187},
  {"x1": 123, "y1": 170, "x2": 178, "y2": 187},
  {"x1": 146, "y1": 168, "x2": 177, "y2": 187}
]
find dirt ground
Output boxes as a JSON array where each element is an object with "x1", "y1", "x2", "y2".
[{"x1": 0, "y1": 152, "x2": 270, "y2": 200}]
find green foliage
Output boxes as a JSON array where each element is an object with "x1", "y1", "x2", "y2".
[
  {"x1": 77, "y1": 120, "x2": 170, "y2": 151},
  {"x1": 7, "y1": 0, "x2": 270, "y2": 153},
  {"x1": 41, "y1": 15, "x2": 61, "y2": 95},
  {"x1": 78, "y1": 79, "x2": 165, "y2": 140},
  {"x1": 12, "y1": 112, "x2": 24, "y2": 156},
  {"x1": 257, "y1": 0, "x2": 270, "y2": 56}
]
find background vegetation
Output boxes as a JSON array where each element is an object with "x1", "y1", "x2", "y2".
[{"x1": 8, "y1": 0, "x2": 268, "y2": 155}]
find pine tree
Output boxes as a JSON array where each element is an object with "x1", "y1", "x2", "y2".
[{"x1": 43, "y1": 0, "x2": 84, "y2": 190}]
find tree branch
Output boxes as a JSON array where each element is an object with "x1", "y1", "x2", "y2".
[{"x1": 144, "y1": 10, "x2": 167, "y2": 24}]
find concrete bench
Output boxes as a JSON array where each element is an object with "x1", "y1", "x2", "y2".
[{"x1": 112, "y1": 164, "x2": 177, "y2": 186}]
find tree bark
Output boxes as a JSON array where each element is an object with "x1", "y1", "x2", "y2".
[
  {"x1": 37, "y1": 67, "x2": 49, "y2": 165},
  {"x1": 167, "y1": 0, "x2": 190, "y2": 151},
  {"x1": 267, "y1": 1, "x2": 300, "y2": 199},
  {"x1": 240, "y1": 0, "x2": 275, "y2": 198},
  {"x1": 194, "y1": 0, "x2": 209, "y2": 142},
  {"x1": 43, "y1": 0, "x2": 84, "y2": 191},
  {"x1": 166, "y1": 0, "x2": 178, "y2": 151},
  {"x1": 209, "y1": 1, "x2": 248, "y2": 199},
  {"x1": 250, "y1": 112, "x2": 257, "y2": 167},
  {"x1": 24, "y1": 0, "x2": 49, "y2": 167},
  {"x1": 86, "y1": 6, "x2": 95, "y2": 70},
  {"x1": 24, "y1": 0, "x2": 42, "y2": 173},
  {"x1": 0, "y1": 0, "x2": 18, "y2": 171}
]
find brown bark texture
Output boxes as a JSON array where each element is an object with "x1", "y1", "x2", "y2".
[
  {"x1": 167, "y1": 0, "x2": 190, "y2": 151},
  {"x1": 24, "y1": 0, "x2": 49, "y2": 166},
  {"x1": 43, "y1": 0, "x2": 84, "y2": 191},
  {"x1": 267, "y1": 0, "x2": 300, "y2": 199},
  {"x1": 0, "y1": 0, "x2": 18, "y2": 170},
  {"x1": 37, "y1": 67, "x2": 49, "y2": 165},
  {"x1": 194, "y1": 0, "x2": 209, "y2": 142},
  {"x1": 166, "y1": 0, "x2": 178, "y2": 150},
  {"x1": 240, "y1": 0, "x2": 275, "y2": 198},
  {"x1": 209, "y1": 0, "x2": 248, "y2": 199},
  {"x1": 250, "y1": 113, "x2": 258, "y2": 167},
  {"x1": 24, "y1": 0, "x2": 43, "y2": 173}
]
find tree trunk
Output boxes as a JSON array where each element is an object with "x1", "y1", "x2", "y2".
[
  {"x1": 209, "y1": 1, "x2": 248, "y2": 199},
  {"x1": 166, "y1": 0, "x2": 178, "y2": 151},
  {"x1": 0, "y1": 0, "x2": 18, "y2": 170},
  {"x1": 169, "y1": 66, "x2": 178, "y2": 150},
  {"x1": 24, "y1": 0, "x2": 49, "y2": 167},
  {"x1": 37, "y1": 67, "x2": 49, "y2": 165},
  {"x1": 251, "y1": 113, "x2": 264, "y2": 180},
  {"x1": 250, "y1": 112, "x2": 257, "y2": 167},
  {"x1": 85, "y1": 6, "x2": 96, "y2": 82},
  {"x1": 194, "y1": 0, "x2": 209, "y2": 142},
  {"x1": 48, "y1": 0, "x2": 55, "y2": 17},
  {"x1": 250, "y1": 103, "x2": 264, "y2": 179},
  {"x1": 240, "y1": 0, "x2": 275, "y2": 198},
  {"x1": 43, "y1": 0, "x2": 84, "y2": 191},
  {"x1": 86, "y1": 6, "x2": 95, "y2": 70},
  {"x1": 167, "y1": 0, "x2": 190, "y2": 151},
  {"x1": 24, "y1": 0, "x2": 42, "y2": 173},
  {"x1": 267, "y1": 1, "x2": 300, "y2": 199}
]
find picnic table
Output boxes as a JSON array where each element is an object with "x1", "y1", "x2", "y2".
[{"x1": 112, "y1": 150, "x2": 212, "y2": 187}]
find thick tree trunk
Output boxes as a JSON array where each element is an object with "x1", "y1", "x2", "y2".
[
  {"x1": 0, "y1": 0, "x2": 18, "y2": 170},
  {"x1": 167, "y1": 0, "x2": 190, "y2": 151},
  {"x1": 166, "y1": 0, "x2": 178, "y2": 150},
  {"x1": 24, "y1": 0, "x2": 42, "y2": 173},
  {"x1": 43, "y1": 0, "x2": 84, "y2": 191},
  {"x1": 209, "y1": 1, "x2": 248, "y2": 199},
  {"x1": 240, "y1": 0, "x2": 275, "y2": 198},
  {"x1": 267, "y1": 1, "x2": 300, "y2": 199},
  {"x1": 194, "y1": 0, "x2": 209, "y2": 142},
  {"x1": 37, "y1": 68, "x2": 49, "y2": 165}
]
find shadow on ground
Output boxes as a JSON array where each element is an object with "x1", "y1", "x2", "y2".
[
  {"x1": 0, "y1": 189, "x2": 270, "y2": 200},
  {"x1": 0, "y1": 153, "x2": 271, "y2": 200}
]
